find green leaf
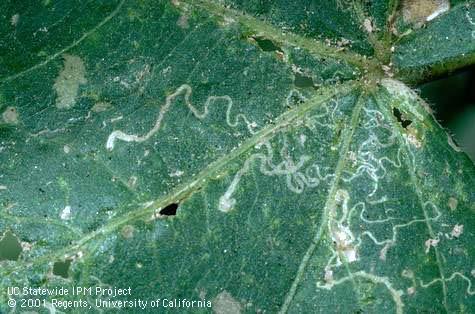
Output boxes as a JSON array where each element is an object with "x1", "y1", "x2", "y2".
[
  {"x1": 393, "y1": 1, "x2": 475, "y2": 82},
  {"x1": 0, "y1": 0, "x2": 474, "y2": 313}
]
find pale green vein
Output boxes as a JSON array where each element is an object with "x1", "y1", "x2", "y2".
[
  {"x1": 0, "y1": 211, "x2": 83, "y2": 237},
  {"x1": 0, "y1": 0, "x2": 126, "y2": 84},
  {"x1": 350, "y1": 0, "x2": 391, "y2": 64},
  {"x1": 374, "y1": 89, "x2": 449, "y2": 313},
  {"x1": 182, "y1": 0, "x2": 377, "y2": 71},
  {"x1": 2, "y1": 81, "x2": 358, "y2": 275},
  {"x1": 387, "y1": 0, "x2": 400, "y2": 36},
  {"x1": 278, "y1": 89, "x2": 365, "y2": 314}
]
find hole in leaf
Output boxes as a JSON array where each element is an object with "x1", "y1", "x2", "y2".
[
  {"x1": 392, "y1": 107, "x2": 412, "y2": 128},
  {"x1": 252, "y1": 36, "x2": 283, "y2": 52},
  {"x1": 0, "y1": 231, "x2": 23, "y2": 261},
  {"x1": 53, "y1": 259, "x2": 72, "y2": 278},
  {"x1": 159, "y1": 203, "x2": 179, "y2": 216},
  {"x1": 294, "y1": 72, "x2": 314, "y2": 88}
]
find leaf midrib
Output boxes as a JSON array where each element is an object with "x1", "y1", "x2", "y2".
[
  {"x1": 278, "y1": 89, "x2": 366, "y2": 313},
  {"x1": 183, "y1": 0, "x2": 380, "y2": 71},
  {"x1": 0, "y1": 0, "x2": 384, "y2": 85},
  {"x1": 2, "y1": 0, "x2": 378, "y2": 276},
  {"x1": 374, "y1": 90, "x2": 450, "y2": 312}
]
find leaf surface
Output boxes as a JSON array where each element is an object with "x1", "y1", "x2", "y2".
[
  {"x1": 0, "y1": 0, "x2": 474, "y2": 313},
  {"x1": 393, "y1": 1, "x2": 475, "y2": 82}
]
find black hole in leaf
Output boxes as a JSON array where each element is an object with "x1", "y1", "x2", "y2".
[
  {"x1": 392, "y1": 107, "x2": 412, "y2": 128},
  {"x1": 294, "y1": 72, "x2": 314, "y2": 88},
  {"x1": 252, "y1": 36, "x2": 283, "y2": 52},
  {"x1": 159, "y1": 203, "x2": 179, "y2": 216},
  {"x1": 0, "y1": 231, "x2": 23, "y2": 261},
  {"x1": 53, "y1": 259, "x2": 72, "y2": 278}
]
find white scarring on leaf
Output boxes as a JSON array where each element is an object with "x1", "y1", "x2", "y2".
[
  {"x1": 402, "y1": 269, "x2": 414, "y2": 279},
  {"x1": 106, "y1": 84, "x2": 257, "y2": 151},
  {"x1": 220, "y1": 15, "x2": 237, "y2": 27},
  {"x1": 468, "y1": 11, "x2": 475, "y2": 26},
  {"x1": 121, "y1": 225, "x2": 135, "y2": 239},
  {"x1": 60, "y1": 205, "x2": 72, "y2": 220},
  {"x1": 177, "y1": 15, "x2": 189, "y2": 29},
  {"x1": 381, "y1": 79, "x2": 425, "y2": 121},
  {"x1": 448, "y1": 197, "x2": 458, "y2": 211},
  {"x1": 324, "y1": 266, "x2": 333, "y2": 283},
  {"x1": 53, "y1": 54, "x2": 87, "y2": 109},
  {"x1": 91, "y1": 101, "x2": 112, "y2": 113},
  {"x1": 420, "y1": 272, "x2": 475, "y2": 295},
  {"x1": 450, "y1": 224, "x2": 463, "y2": 238},
  {"x1": 317, "y1": 271, "x2": 404, "y2": 314},
  {"x1": 218, "y1": 132, "x2": 328, "y2": 212},
  {"x1": 363, "y1": 18, "x2": 373, "y2": 33},
  {"x1": 404, "y1": 133, "x2": 422, "y2": 148},
  {"x1": 213, "y1": 291, "x2": 242, "y2": 314},
  {"x1": 21, "y1": 241, "x2": 32, "y2": 251},
  {"x1": 299, "y1": 134, "x2": 306, "y2": 147},
  {"x1": 424, "y1": 238, "x2": 439, "y2": 253},
  {"x1": 110, "y1": 115, "x2": 123, "y2": 123},
  {"x1": 10, "y1": 14, "x2": 19, "y2": 27},
  {"x1": 2, "y1": 106, "x2": 19, "y2": 124},
  {"x1": 379, "y1": 242, "x2": 394, "y2": 261},
  {"x1": 329, "y1": 189, "x2": 358, "y2": 265},
  {"x1": 127, "y1": 176, "x2": 138, "y2": 188},
  {"x1": 218, "y1": 92, "x2": 338, "y2": 213},
  {"x1": 169, "y1": 170, "x2": 184, "y2": 177}
]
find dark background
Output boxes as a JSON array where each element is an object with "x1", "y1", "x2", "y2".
[{"x1": 418, "y1": 66, "x2": 475, "y2": 162}]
